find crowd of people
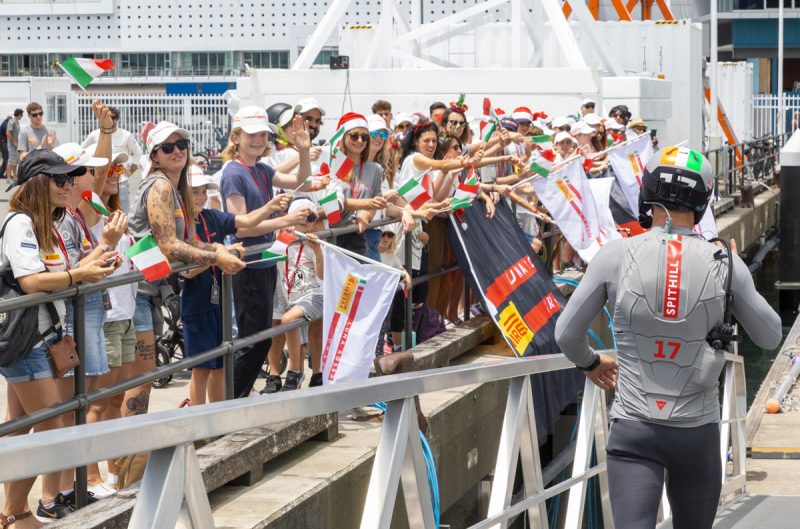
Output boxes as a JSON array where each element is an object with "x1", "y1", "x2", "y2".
[{"x1": 0, "y1": 93, "x2": 661, "y2": 527}]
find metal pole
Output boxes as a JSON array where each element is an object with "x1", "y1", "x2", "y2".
[
  {"x1": 710, "y1": 0, "x2": 718, "y2": 138},
  {"x1": 403, "y1": 234, "x2": 413, "y2": 351},
  {"x1": 221, "y1": 274, "x2": 235, "y2": 401},
  {"x1": 72, "y1": 294, "x2": 88, "y2": 508},
  {"x1": 778, "y1": 0, "x2": 785, "y2": 137}
]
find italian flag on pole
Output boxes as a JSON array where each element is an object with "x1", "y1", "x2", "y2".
[
  {"x1": 453, "y1": 171, "x2": 479, "y2": 202},
  {"x1": 530, "y1": 149, "x2": 557, "y2": 177},
  {"x1": 532, "y1": 135, "x2": 553, "y2": 151},
  {"x1": 125, "y1": 235, "x2": 172, "y2": 282},
  {"x1": 58, "y1": 57, "x2": 115, "y2": 89},
  {"x1": 261, "y1": 231, "x2": 298, "y2": 262},
  {"x1": 320, "y1": 190, "x2": 342, "y2": 225},
  {"x1": 397, "y1": 175, "x2": 431, "y2": 210},
  {"x1": 81, "y1": 190, "x2": 109, "y2": 216},
  {"x1": 481, "y1": 121, "x2": 497, "y2": 143},
  {"x1": 328, "y1": 126, "x2": 346, "y2": 164}
]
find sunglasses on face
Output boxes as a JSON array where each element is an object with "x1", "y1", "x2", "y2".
[
  {"x1": 51, "y1": 174, "x2": 76, "y2": 188},
  {"x1": 447, "y1": 120, "x2": 466, "y2": 128},
  {"x1": 108, "y1": 164, "x2": 124, "y2": 177},
  {"x1": 557, "y1": 126, "x2": 571, "y2": 132},
  {"x1": 370, "y1": 130, "x2": 389, "y2": 140},
  {"x1": 156, "y1": 138, "x2": 191, "y2": 154},
  {"x1": 396, "y1": 123, "x2": 409, "y2": 131},
  {"x1": 348, "y1": 132, "x2": 370, "y2": 143},
  {"x1": 381, "y1": 232, "x2": 395, "y2": 239},
  {"x1": 29, "y1": 112, "x2": 43, "y2": 118},
  {"x1": 584, "y1": 104, "x2": 595, "y2": 109}
]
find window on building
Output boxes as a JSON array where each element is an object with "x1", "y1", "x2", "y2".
[
  {"x1": 243, "y1": 51, "x2": 290, "y2": 69},
  {"x1": 313, "y1": 47, "x2": 339, "y2": 66},
  {"x1": 46, "y1": 95, "x2": 67, "y2": 124},
  {"x1": 119, "y1": 53, "x2": 171, "y2": 76},
  {"x1": 191, "y1": 52, "x2": 227, "y2": 75},
  {"x1": 0, "y1": 56, "x2": 9, "y2": 76}
]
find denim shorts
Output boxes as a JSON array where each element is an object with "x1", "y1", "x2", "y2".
[
  {"x1": 133, "y1": 293, "x2": 155, "y2": 333},
  {"x1": 65, "y1": 290, "x2": 109, "y2": 377},
  {"x1": 0, "y1": 335, "x2": 60, "y2": 384}
]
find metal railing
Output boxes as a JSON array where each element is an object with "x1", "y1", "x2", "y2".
[
  {"x1": 702, "y1": 133, "x2": 784, "y2": 200},
  {"x1": 0, "y1": 346, "x2": 749, "y2": 529},
  {"x1": 0, "y1": 217, "x2": 468, "y2": 507}
]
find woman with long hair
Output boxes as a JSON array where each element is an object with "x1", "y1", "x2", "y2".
[
  {"x1": 125, "y1": 120, "x2": 246, "y2": 420},
  {"x1": 218, "y1": 107, "x2": 312, "y2": 397},
  {"x1": 0, "y1": 151, "x2": 115, "y2": 528}
]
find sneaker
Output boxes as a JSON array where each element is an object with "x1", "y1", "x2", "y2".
[
  {"x1": 309, "y1": 372, "x2": 323, "y2": 387},
  {"x1": 280, "y1": 370, "x2": 304, "y2": 391},
  {"x1": 260, "y1": 374, "x2": 282, "y2": 394},
  {"x1": 36, "y1": 494, "x2": 73, "y2": 522},
  {"x1": 87, "y1": 482, "x2": 117, "y2": 499},
  {"x1": 62, "y1": 489, "x2": 98, "y2": 509}
]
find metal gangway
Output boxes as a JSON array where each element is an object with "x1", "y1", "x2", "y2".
[{"x1": 0, "y1": 345, "x2": 748, "y2": 528}]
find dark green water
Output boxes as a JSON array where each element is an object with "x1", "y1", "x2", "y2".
[{"x1": 739, "y1": 248, "x2": 786, "y2": 409}]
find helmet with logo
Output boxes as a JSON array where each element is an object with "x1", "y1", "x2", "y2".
[{"x1": 638, "y1": 146, "x2": 714, "y2": 228}]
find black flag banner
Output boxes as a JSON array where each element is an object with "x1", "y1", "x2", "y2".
[{"x1": 449, "y1": 199, "x2": 565, "y2": 357}]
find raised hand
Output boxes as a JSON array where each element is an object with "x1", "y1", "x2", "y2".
[
  {"x1": 92, "y1": 100, "x2": 115, "y2": 130},
  {"x1": 289, "y1": 115, "x2": 312, "y2": 150}
]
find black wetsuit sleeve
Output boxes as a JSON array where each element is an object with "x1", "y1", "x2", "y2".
[
  {"x1": 554, "y1": 240, "x2": 621, "y2": 368},
  {"x1": 729, "y1": 254, "x2": 782, "y2": 350}
]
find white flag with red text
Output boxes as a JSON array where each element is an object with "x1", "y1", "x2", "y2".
[
  {"x1": 321, "y1": 246, "x2": 401, "y2": 384},
  {"x1": 533, "y1": 159, "x2": 620, "y2": 262},
  {"x1": 607, "y1": 134, "x2": 655, "y2": 216}
]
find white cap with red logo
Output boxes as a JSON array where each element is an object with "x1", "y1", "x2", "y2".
[
  {"x1": 146, "y1": 121, "x2": 190, "y2": 154},
  {"x1": 53, "y1": 142, "x2": 108, "y2": 167}
]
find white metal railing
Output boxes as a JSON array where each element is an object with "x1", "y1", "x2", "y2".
[
  {"x1": 0, "y1": 350, "x2": 747, "y2": 529},
  {"x1": 72, "y1": 93, "x2": 230, "y2": 155},
  {"x1": 752, "y1": 93, "x2": 800, "y2": 138}
]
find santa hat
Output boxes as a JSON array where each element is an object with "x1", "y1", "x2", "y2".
[
  {"x1": 336, "y1": 112, "x2": 369, "y2": 133},
  {"x1": 511, "y1": 107, "x2": 534, "y2": 123}
]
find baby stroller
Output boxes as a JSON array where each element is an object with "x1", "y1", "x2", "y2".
[{"x1": 148, "y1": 279, "x2": 184, "y2": 389}]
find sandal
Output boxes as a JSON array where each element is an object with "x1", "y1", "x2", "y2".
[{"x1": 0, "y1": 511, "x2": 33, "y2": 528}]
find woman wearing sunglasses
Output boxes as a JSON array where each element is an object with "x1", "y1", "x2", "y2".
[
  {"x1": 326, "y1": 113, "x2": 388, "y2": 257},
  {"x1": 125, "y1": 121, "x2": 246, "y2": 419},
  {"x1": 0, "y1": 150, "x2": 117, "y2": 528}
]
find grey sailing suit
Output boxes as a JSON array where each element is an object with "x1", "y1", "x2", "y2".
[{"x1": 554, "y1": 226, "x2": 781, "y2": 529}]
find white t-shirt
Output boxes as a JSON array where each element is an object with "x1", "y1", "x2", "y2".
[
  {"x1": 277, "y1": 242, "x2": 322, "y2": 302},
  {"x1": 395, "y1": 153, "x2": 434, "y2": 196},
  {"x1": 0, "y1": 213, "x2": 68, "y2": 338},
  {"x1": 90, "y1": 220, "x2": 137, "y2": 322}
]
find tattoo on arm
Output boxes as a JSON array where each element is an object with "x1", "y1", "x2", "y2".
[{"x1": 147, "y1": 178, "x2": 218, "y2": 265}]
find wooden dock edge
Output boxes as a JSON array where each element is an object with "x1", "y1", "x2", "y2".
[{"x1": 745, "y1": 315, "x2": 800, "y2": 449}]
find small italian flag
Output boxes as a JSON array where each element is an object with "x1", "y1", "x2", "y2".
[
  {"x1": 450, "y1": 197, "x2": 473, "y2": 211},
  {"x1": 481, "y1": 121, "x2": 496, "y2": 143},
  {"x1": 261, "y1": 231, "x2": 297, "y2": 262},
  {"x1": 58, "y1": 57, "x2": 115, "y2": 89},
  {"x1": 81, "y1": 190, "x2": 109, "y2": 216},
  {"x1": 328, "y1": 126, "x2": 346, "y2": 164},
  {"x1": 125, "y1": 235, "x2": 171, "y2": 282},
  {"x1": 483, "y1": 97, "x2": 500, "y2": 122},
  {"x1": 454, "y1": 171, "x2": 479, "y2": 202},
  {"x1": 330, "y1": 153, "x2": 355, "y2": 180},
  {"x1": 397, "y1": 175, "x2": 431, "y2": 210},
  {"x1": 532, "y1": 135, "x2": 553, "y2": 151},
  {"x1": 530, "y1": 150, "x2": 556, "y2": 177},
  {"x1": 320, "y1": 190, "x2": 342, "y2": 225}
]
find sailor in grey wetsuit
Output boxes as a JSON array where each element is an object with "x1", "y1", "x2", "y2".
[{"x1": 555, "y1": 146, "x2": 782, "y2": 529}]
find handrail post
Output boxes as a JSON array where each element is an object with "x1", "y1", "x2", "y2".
[
  {"x1": 221, "y1": 273, "x2": 235, "y2": 401},
  {"x1": 403, "y1": 232, "x2": 413, "y2": 351},
  {"x1": 72, "y1": 293, "x2": 88, "y2": 508}
]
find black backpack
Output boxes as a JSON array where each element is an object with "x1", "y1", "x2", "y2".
[{"x1": 0, "y1": 213, "x2": 45, "y2": 367}]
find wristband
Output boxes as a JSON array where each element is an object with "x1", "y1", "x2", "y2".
[
  {"x1": 66, "y1": 270, "x2": 74, "y2": 287},
  {"x1": 576, "y1": 353, "x2": 601, "y2": 372}
]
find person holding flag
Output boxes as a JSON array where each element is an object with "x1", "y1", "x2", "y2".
[
  {"x1": 218, "y1": 106, "x2": 313, "y2": 398},
  {"x1": 555, "y1": 147, "x2": 781, "y2": 529}
]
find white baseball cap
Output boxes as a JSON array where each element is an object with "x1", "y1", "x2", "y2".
[
  {"x1": 146, "y1": 121, "x2": 190, "y2": 153},
  {"x1": 551, "y1": 116, "x2": 573, "y2": 129},
  {"x1": 393, "y1": 112, "x2": 413, "y2": 127},
  {"x1": 295, "y1": 97, "x2": 326, "y2": 116},
  {"x1": 367, "y1": 114, "x2": 390, "y2": 133},
  {"x1": 581, "y1": 97, "x2": 596, "y2": 107},
  {"x1": 84, "y1": 143, "x2": 129, "y2": 165},
  {"x1": 53, "y1": 142, "x2": 109, "y2": 168},
  {"x1": 188, "y1": 165, "x2": 218, "y2": 189},
  {"x1": 571, "y1": 121, "x2": 595, "y2": 136},
  {"x1": 554, "y1": 131, "x2": 578, "y2": 145},
  {"x1": 583, "y1": 113, "x2": 603, "y2": 126},
  {"x1": 232, "y1": 106, "x2": 274, "y2": 135},
  {"x1": 605, "y1": 120, "x2": 625, "y2": 131}
]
